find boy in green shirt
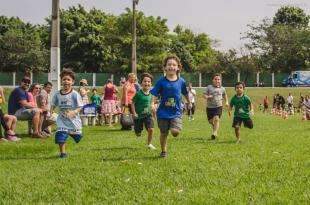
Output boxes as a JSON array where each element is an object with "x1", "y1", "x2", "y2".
[
  {"x1": 90, "y1": 88, "x2": 102, "y2": 115},
  {"x1": 229, "y1": 82, "x2": 254, "y2": 143},
  {"x1": 131, "y1": 73, "x2": 156, "y2": 150}
]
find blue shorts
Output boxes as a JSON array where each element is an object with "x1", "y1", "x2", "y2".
[{"x1": 55, "y1": 131, "x2": 83, "y2": 144}]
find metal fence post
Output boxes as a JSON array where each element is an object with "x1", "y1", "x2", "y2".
[
  {"x1": 13, "y1": 72, "x2": 16, "y2": 86},
  {"x1": 237, "y1": 72, "x2": 240, "y2": 82},
  {"x1": 30, "y1": 72, "x2": 33, "y2": 84},
  {"x1": 112, "y1": 74, "x2": 114, "y2": 82},
  {"x1": 199, "y1": 72, "x2": 202, "y2": 87},
  {"x1": 272, "y1": 72, "x2": 275, "y2": 88},
  {"x1": 92, "y1": 73, "x2": 96, "y2": 87},
  {"x1": 256, "y1": 72, "x2": 260, "y2": 86}
]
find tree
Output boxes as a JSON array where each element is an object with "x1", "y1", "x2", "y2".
[
  {"x1": 273, "y1": 6, "x2": 309, "y2": 28},
  {"x1": 0, "y1": 16, "x2": 48, "y2": 72},
  {"x1": 244, "y1": 6, "x2": 310, "y2": 73}
]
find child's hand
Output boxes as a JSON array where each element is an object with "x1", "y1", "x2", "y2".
[
  {"x1": 66, "y1": 110, "x2": 77, "y2": 119},
  {"x1": 250, "y1": 110, "x2": 254, "y2": 116},
  {"x1": 133, "y1": 113, "x2": 138, "y2": 119}
]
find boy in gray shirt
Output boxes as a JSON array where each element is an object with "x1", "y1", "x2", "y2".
[{"x1": 203, "y1": 74, "x2": 229, "y2": 140}]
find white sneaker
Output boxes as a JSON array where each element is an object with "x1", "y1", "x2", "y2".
[
  {"x1": 147, "y1": 144, "x2": 156, "y2": 150},
  {"x1": 6, "y1": 136, "x2": 21, "y2": 142},
  {"x1": 0, "y1": 138, "x2": 8, "y2": 142}
]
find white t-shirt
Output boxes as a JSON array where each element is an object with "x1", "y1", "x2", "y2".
[
  {"x1": 287, "y1": 95, "x2": 293, "y2": 104},
  {"x1": 52, "y1": 89, "x2": 83, "y2": 133},
  {"x1": 188, "y1": 88, "x2": 196, "y2": 103}
]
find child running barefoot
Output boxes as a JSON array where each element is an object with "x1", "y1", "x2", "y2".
[
  {"x1": 229, "y1": 82, "x2": 254, "y2": 143},
  {"x1": 150, "y1": 55, "x2": 191, "y2": 158},
  {"x1": 51, "y1": 69, "x2": 83, "y2": 158},
  {"x1": 131, "y1": 73, "x2": 156, "y2": 150}
]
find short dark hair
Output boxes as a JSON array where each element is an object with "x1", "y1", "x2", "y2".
[
  {"x1": 235, "y1": 81, "x2": 245, "y2": 89},
  {"x1": 92, "y1": 88, "x2": 97, "y2": 92},
  {"x1": 60, "y1": 68, "x2": 75, "y2": 81},
  {"x1": 140, "y1": 73, "x2": 153, "y2": 83},
  {"x1": 212, "y1": 73, "x2": 221, "y2": 80},
  {"x1": 43, "y1": 82, "x2": 53, "y2": 87}
]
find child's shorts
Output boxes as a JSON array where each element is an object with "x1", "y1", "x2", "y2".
[
  {"x1": 134, "y1": 115, "x2": 154, "y2": 134},
  {"x1": 55, "y1": 131, "x2": 83, "y2": 144},
  {"x1": 232, "y1": 117, "x2": 253, "y2": 129},
  {"x1": 157, "y1": 118, "x2": 182, "y2": 134},
  {"x1": 206, "y1": 106, "x2": 223, "y2": 120}
]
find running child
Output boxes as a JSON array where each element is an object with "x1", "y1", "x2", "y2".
[
  {"x1": 203, "y1": 73, "x2": 229, "y2": 140},
  {"x1": 150, "y1": 55, "x2": 191, "y2": 158},
  {"x1": 131, "y1": 73, "x2": 156, "y2": 150},
  {"x1": 229, "y1": 82, "x2": 254, "y2": 143},
  {"x1": 187, "y1": 82, "x2": 196, "y2": 121},
  {"x1": 51, "y1": 69, "x2": 83, "y2": 158}
]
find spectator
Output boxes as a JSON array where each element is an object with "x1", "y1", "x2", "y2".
[
  {"x1": 101, "y1": 79, "x2": 118, "y2": 126},
  {"x1": 263, "y1": 96, "x2": 269, "y2": 113},
  {"x1": 0, "y1": 86, "x2": 5, "y2": 105},
  {"x1": 37, "y1": 82, "x2": 56, "y2": 134},
  {"x1": 8, "y1": 76, "x2": 44, "y2": 138},
  {"x1": 28, "y1": 83, "x2": 41, "y2": 107},
  {"x1": 0, "y1": 87, "x2": 20, "y2": 142},
  {"x1": 121, "y1": 73, "x2": 137, "y2": 114},
  {"x1": 0, "y1": 108, "x2": 19, "y2": 142},
  {"x1": 287, "y1": 93, "x2": 294, "y2": 114}
]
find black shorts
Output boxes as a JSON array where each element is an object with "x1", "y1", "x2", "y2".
[
  {"x1": 232, "y1": 117, "x2": 253, "y2": 129},
  {"x1": 134, "y1": 115, "x2": 154, "y2": 134},
  {"x1": 206, "y1": 107, "x2": 223, "y2": 120}
]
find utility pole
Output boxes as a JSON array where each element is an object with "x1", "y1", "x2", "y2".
[
  {"x1": 50, "y1": 0, "x2": 60, "y2": 94},
  {"x1": 131, "y1": 0, "x2": 139, "y2": 75}
]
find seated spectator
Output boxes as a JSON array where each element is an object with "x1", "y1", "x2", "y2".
[
  {"x1": 36, "y1": 82, "x2": 56, "y2": 135},
  {"x1": 8, "y1": 76, "x2": 44, "y2": 138},
  {"x1": 0, "y1": 86, "x2": 5, "y2": 105},
  {"x1": 0, "y1": 86, "x2": 20, "y2": 142},
  {"x1": 0, "y1": 108, "x2": 20, "y2": 142}
]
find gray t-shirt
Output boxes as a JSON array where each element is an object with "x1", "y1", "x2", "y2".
[{"x1": 204, "y1": 85, "x2": 226, "y2": 108}]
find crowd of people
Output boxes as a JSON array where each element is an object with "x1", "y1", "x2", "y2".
[
  {"x1": 260, "y1": 92, "x2": 310, "y2": 120},
  {"x1": 0, "y1": 54, "x2": 308, "y2": 158}
]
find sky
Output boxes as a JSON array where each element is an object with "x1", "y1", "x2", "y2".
[{"x1": 0, "y1": 0, "x2": 309, "y2": 51}]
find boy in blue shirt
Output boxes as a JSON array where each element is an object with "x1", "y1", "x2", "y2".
[
  {"x1": 51, "y1": 69, "x2": 83, "y2": 158},
  {"x1": 151, "y1": 55, "x2": 191, "y2": 158}
]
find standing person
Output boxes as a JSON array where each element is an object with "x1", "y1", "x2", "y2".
[
  {"x1": 287, "y1": 93, "x2": 294, "y2": 114},
  {"x1": 131, "y1": 73, "x2": 156, "y2": 150},
  {"x1": 101, "y1": 79, "x2": 118, "y2": 126},
  {"x1": 203, "y1": 74, "x2": 229, "y2": 140},
  {"x1": 8, "y1": 76, "x2": 43, "y2": 138},
  {"x1": 150, "y1": 55, "x2": 191, "y2": 158},
  {"x1": 228, "y1": 82, "x2": 254, "y2": 143},
  {"x1": 187, "y1": 82, "x2": 196, "y2": 120},
  {"x1": 121, "y1": 73, "x2": 137, "y2": 114},
  {"x1": 263, "y1": 96, "x2": 269, "y2": 113},
  {"x1": 302, "y1": 95, "x2": 310, "y2": 120},
  {"x1": 50, "y1": 69, "x2": 83, "y2": 158}
]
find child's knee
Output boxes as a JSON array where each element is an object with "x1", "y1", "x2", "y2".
[{"x1": 170, "y1": 129, "x2": 180, "y2": 137}]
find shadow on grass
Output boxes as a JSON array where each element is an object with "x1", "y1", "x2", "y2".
[
  {"x1": 101, "y1": 155, "x2": 160, "y2": 162},
  {"x1": 216, "y1": 140, "x2": 237, "y2": 144},
  {"x1": 91, "y1": 146, "x2": 139, "y2": 151},
  {"x1": 0, "y1": 155, "x2": 59, "y2": 161}
]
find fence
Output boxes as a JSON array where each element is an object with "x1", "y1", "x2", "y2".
[{"x1": 0, "y1": 72, "x2": 289, "y2": 87}]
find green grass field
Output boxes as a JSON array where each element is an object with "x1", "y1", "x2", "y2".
[{"x1": 0, "y1": 87, "x2": 309, "y2": 204}]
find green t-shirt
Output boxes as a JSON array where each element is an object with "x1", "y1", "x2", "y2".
[
  {"x1": 90, "y1": 94, "x2": 101, "y2": 107},
  {"x1": 132, "y1": 90, "x2": 152, "y2": 118},
  {"x1": 230, "y1": 94, "x2": 251, "y2": 118}
]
